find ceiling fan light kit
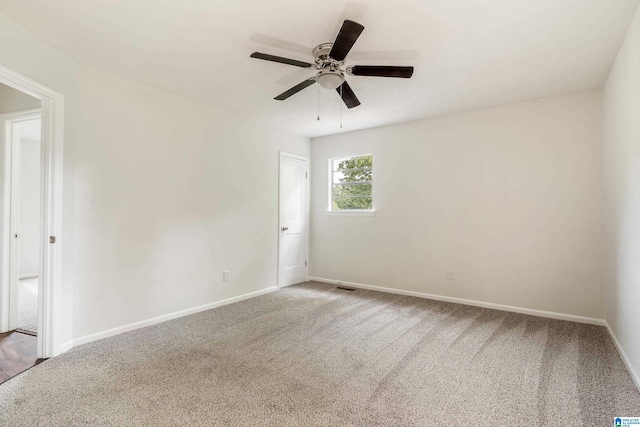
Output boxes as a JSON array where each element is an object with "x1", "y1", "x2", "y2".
[
  {"x1": 317, "y1": 68, "x2": 344, "y2": 90},
  {"x1": 250, "y1": 19, "x2": 414, "y2": 118}
]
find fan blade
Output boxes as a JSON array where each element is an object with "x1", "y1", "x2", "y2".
[
  {"x1": 350, "y1": 65, "x2": 414, "y2": 78},
  {"x1": 250, "y1": 52, "x2": 313, "y2": 68},
  {"x1": 275, "y1": 78, "x2": 317, "y2": 100},
  {"x1": 336, "y1": 81, "x2": 361, "y2": 108},
  {"x1": 328, "y1": 20, "x2": 365, "y2": 62}
]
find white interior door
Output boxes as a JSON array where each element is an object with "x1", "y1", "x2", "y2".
[{"x1": 279, "y1": 152, "x2": 309, "y2": 288}]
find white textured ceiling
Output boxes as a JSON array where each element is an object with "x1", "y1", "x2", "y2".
[{"x1": 0, "y1": 0, "x2": 637, "y2": 137}]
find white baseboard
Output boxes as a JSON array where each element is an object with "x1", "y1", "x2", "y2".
[
  {"x1": 19, "y1": 273, "x2": 38, "y2": 280},
  {"x1": 308, "y1": 276, "x2": 606, "y2": 326},
  {"x1": 59, "y1": 340, "x2": 74, "y2": 354},
  {"x1": 65, "y1": 286, "x2": 278, "y2": 351},
  {"x1": 606, "y1": 323, "x2": 640, "y2": 393}
]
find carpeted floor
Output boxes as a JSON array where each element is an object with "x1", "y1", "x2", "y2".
[
  {"x1": 17, "y1": 278, "x2": 38, "y2": 334},
  {"x1": 0, "y1": 281, "x2": 638, "y2": 426}
]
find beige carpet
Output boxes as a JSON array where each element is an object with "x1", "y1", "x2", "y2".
[
  {"x1": 17, "y1": 278, "x2": 38, "y2": 334},
  {"x1": 0, "y1": 281, "x2": 638, "y2": 426}
]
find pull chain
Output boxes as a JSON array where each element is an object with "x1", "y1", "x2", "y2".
[
  {"x1": 317, "y1": 82, "x2": 320, "y2": 121},
  {"x1": 340, "y1": 84, "x2": 343, "y2": 129}
]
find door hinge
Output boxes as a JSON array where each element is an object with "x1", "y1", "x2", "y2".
[
  {"x1": 49, "y1": 236, "x2": 56, "y2": 244},
  {"x1": 305, "y1": 172, "x2": 308, "y2": 178},
  {"x1": 305, "y1": 260, "x2": 307, "y2": 266}
]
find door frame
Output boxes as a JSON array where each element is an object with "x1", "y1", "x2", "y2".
[
  {"x1": 0, "y1": 64, "x2": 65, "y2": 359},
  {"x1": 278, "y1": 151, "x2": 310, "y2": 290}
]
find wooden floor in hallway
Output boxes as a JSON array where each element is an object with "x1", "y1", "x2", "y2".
[{"x1": 0, "y1": 331, "x2": 41, "y2": 384}]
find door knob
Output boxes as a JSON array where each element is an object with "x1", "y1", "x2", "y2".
[{"x1": 281, "y1": 227, "x2": 289, "y2": 231}]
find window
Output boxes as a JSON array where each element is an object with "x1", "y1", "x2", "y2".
[{"x1": 329, "y1": 154, "x2": 373, "y2": 211}]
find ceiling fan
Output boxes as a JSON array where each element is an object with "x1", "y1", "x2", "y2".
[{"x1": 250, "y1": 19, "x2": 414, "y2": 109}]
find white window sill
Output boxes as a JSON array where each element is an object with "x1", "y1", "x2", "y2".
[{"x1": 325, "y1": 210, "x2": 375, "y2": 217}]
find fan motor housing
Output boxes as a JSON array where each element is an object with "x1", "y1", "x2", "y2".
[{"x1": 312, "y1": 42, "x2": 334, "y2": 64}]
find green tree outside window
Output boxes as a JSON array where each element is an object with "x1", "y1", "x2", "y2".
[{"x1": 332, "y1": 155, "x2": 373, "y2": 210}]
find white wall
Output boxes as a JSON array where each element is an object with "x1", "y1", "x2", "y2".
[
  {"x1": 19, "y1": 136, "x2": 41, "y2": 276},
  {"x1": 603, "y1": 4, "x2": 640, "y2": 383},
  {"x1": 0, "y1": 13, "x2": 310, "y2": 351},
  {"x1": 0, "y1": 83, "x2": 40, "y2": 113},
  {"x1": 72, "y1": 67, "x2": 309, "y2": 338},
  {"x1": 311, "y1": 91, "x2": 605, "y2": 319}
]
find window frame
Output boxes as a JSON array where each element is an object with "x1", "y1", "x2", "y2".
[{"x1": 327, "y1": 154, "x2": 374, "y2": 215}]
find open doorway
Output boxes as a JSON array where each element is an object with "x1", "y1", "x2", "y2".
[
  {"x1": 10, "y1": 114, "x2": 42, "y2": 336},
  {"x1": 0, "y1": 64, "x2": 64, "y2": 365},
  {"x1": 0, "y1": 83, "x2": 42, "y2": 382}
]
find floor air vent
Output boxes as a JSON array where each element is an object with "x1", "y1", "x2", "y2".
[{"x1": 336, "y1": 286, "x2": 356, "y2": 291}]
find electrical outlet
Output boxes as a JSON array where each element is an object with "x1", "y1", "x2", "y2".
[
  {"x1": 446, "y1": 269, "x2": 453, "y2": 281},
  {"x1": 223, "y1": 271, "x2": 230, "y2": 282}
]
